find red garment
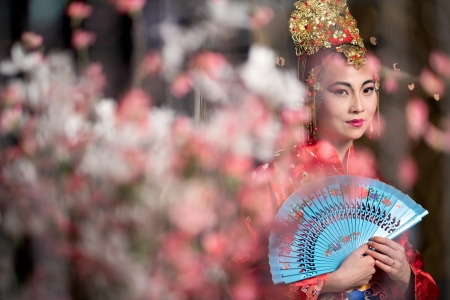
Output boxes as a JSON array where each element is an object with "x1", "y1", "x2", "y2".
[{"x1": 241, "y1": 139, "x2": 439, "y2": 300}]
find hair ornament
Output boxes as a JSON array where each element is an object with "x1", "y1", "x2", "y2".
[{"x1": 289, "y1": 0, "x2": 366, "y2": 68}]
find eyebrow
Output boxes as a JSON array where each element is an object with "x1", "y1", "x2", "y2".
[{"x1": 327, "y1": 79, "x2": 375, "y2": 90}]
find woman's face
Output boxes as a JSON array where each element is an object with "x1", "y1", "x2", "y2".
[{"x1": 315, "y1": 54, "x2": 378, "y2": 143}]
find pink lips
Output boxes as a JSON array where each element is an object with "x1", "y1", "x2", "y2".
[{"x1": 346, "y1": 119, "x2": 364, "y2": 127}]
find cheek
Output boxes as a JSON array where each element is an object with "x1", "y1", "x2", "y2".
[{"x1": 317, "y1": 98, "x2": 345, "y2": 121}]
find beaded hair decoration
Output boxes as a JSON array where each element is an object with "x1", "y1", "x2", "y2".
[{"x1": 289, "y1": 0, "x2": 380, "y2": 143}]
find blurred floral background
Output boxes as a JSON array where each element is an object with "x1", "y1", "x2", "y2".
[{"x1": 0, "y1": 0, "x2": 449, "y2": 299}]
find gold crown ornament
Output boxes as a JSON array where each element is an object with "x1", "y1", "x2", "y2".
[{"x1": 289, "y1": 0, "x2": 366, "y2": 69}]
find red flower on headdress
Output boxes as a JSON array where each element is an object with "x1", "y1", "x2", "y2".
[{"x1": 328, "y1": 29, "x2": 354, "y2": 46}]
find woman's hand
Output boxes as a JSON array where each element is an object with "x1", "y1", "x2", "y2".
[
  {"x1": 322, "y1": 244, "x2": 376, "y2": 293},
  {"x1": 367, "y1": 236, "x2": 411, "y2": 292}
]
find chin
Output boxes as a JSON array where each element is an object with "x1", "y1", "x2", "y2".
[{"x1": 342, "y1": 130, "x2": 366, "y2": 141}]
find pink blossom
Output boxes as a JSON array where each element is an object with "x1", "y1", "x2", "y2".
[
  {"x1": 20, "y1": 31, "x2": 43, "y2": 50},
  {"x1": 366, "y1": 53, "x2": 381, "y2": 74},
  {"x1": 406, "y1": 98, "x2": 429, "y2": 140},
  {"x1": 141, "y1": 51, "x2": 162, "y2": 77},
  {"x1": 116, "y1": 88, "x2": 152, "y2": 125},
  {"x1": 71, "y1": 29, "x2": 96, "y2": 50},
  {"x1": 20, "y1": 118, "x2": 38, "y2": 156},
  {"x1": 243, "y1": 96, "x2": 272, "y2": 134},
  {"x1": 0, "y1": 105, "x2": 23, "y2": 134},
  {"x1": 0, "y1": 83, "x2": 25, "y2": 106},
  {"x1": 383, "y1": 76, "x2": 399, "y2": 94},
  {"x1": 67, "y1": 1, "x2": 93, "y2": 19},
  {"x1": 221, "y1": 154, "x2": 253, "y2": 180},
  {"x1": 168, "y1": 185, "x2": 218, "y2": 235},
  {"x1": 349, "y1": 148, "x2": 377, "y2": 178},
  {"x1": 424, "y1": 122, "x2": 450, "y2": 153},
  {"x1": 191, "y1": 52, "x2": 228, "y2": 79},
  {"x1": 122, "y1": 148, "x2": 147, "y2": 180},
  {"x1": 85, "y1": 63, "x2": 106, "y2": 93},
  {"x1": 419, "y1": 68, "x2": 445, "y2": 96},
  {"x1": 110, "y1": 0, "x2": 146, "y2": 14},
  {"x1": 232, "y1": 279, "x2": 257, "y2": 300},
  {"x1": 281, "y1": 107, "x2": 306, "y2": 126},
  {"x1": 397, "y1": 155, "x2": 419, "y2": 190},
  {"x1": 171, "y1": 115, "x2": 194, "y2": 140},
  {"x1": 202, "y1": 233, "x2": 228, "y2": 258},
  {"x1": 429, "y1": 50, "x2": 450, "y2": 79},
  {"x1": 170, "y1": 72, "x2": 193, "y2": 98},
  {"x1": 189, "y1": 137, "x2": 219, "y2": 170},
  {"x1": 248, "y1": 6, "x2": 275, "y2": 30}
]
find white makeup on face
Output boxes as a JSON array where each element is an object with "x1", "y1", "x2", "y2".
[{"x1": 315, "y1": 54, "x2": 378, "y2": 144}]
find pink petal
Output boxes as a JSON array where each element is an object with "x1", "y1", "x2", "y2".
[
  {"x1": 424, "y1": 123, "x2": 450, "y2": 152},
  {"x1": 366, "y1": 53, "x2": 381, "y2": 74},
  {"x1": 397, "y1": 155, "x2": 419, "y2": 190},
  {"x1": 248, "y1": 6, "x2": 275, "y2": 30},
  {"x1": 383, "y1": 77, "x2": 399, "y2": 94},
  {"x1": 170, "y1": 73, "x2": 193, "y2": 98},
  {"x1": 419, "y1": 68, "x2": 445, "y2": 96},
  {"x1": 406, "y1": 97, "x2": 429, "y2": 140},
  {"x1": 191, "y1": 52, "x2": 228, "y2": 79},
  {"x1": 429, "y1": 50, "x2": 450, "y2": 78},
  {"x1": 21, "y1": 31, "x2": 44, "y2": 49}
]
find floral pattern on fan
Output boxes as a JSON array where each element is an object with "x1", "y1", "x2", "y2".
[{"x1": 325, "y1": 232, "x2": 361, "y2": 257}]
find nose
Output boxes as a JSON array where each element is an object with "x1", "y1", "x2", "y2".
[{"x1": 349, "y1": 93, "x2": 364, "y2": 114}]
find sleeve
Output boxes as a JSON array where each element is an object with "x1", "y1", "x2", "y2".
[{"x1": 396, "y1": 232, "x2": 440, "y2": 300}]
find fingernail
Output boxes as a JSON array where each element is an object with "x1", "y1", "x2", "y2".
[{"x1": 369, "y1": 246, "x2": 376, "y2": 251}]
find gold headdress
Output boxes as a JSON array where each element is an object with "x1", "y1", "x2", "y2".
[
  {"x1": 289, "y1": 0, "x2": 380, "y2": 142},
  {"x1": 289, "y1": 0, "x2": 366, "y2": 68}
]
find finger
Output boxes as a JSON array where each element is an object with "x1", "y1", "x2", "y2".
[
  {"x1": 370, "y1": 236, "x2": 403, "y2": 251},
  {"x1": 367, "y1": 241, "x2": 397, "y2": 258},
  {"x1": 356, "y1": 243, "x2": 369, "y2": 255},
  {"x1": 367, "y1": 249, "x2": 395, "y2": 267},
  {"x1": 374, "y1": 259, "x2": 397, "y2": 275},
  {"x1": 362, "y1": 255, "x2": 376, "y2": 267}
]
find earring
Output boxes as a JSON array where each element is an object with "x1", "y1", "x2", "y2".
[{"x1": 374, "y1": 73, "x2": 381, "y2": 137}]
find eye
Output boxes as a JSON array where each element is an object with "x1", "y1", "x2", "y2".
[
  {"x1": 363, "y1": 87, "x2": 375, "y2": 94},
  {"x1": 333, "y1": 89, "x2": 349, "y2": 96}
]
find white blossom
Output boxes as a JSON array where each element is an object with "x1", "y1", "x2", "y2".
[
  {"x1": 240, "y1": 45, "x2": 305, "y2": 109},
  {"x1": 0, "y1": 43, "x2": 43, "y2": 76}
]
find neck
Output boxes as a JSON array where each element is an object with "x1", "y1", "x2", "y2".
[{"x1": 319, "y1": 137, "x2": 353, "y2": 163}]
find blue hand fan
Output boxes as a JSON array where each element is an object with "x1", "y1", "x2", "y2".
[{"x1": 268, "y1": 175, "x2": 428, "y2": 284}]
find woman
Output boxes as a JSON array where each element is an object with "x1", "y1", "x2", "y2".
[{"x1": 240, "y1": 1, "x2": 440, "y2": 299}]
